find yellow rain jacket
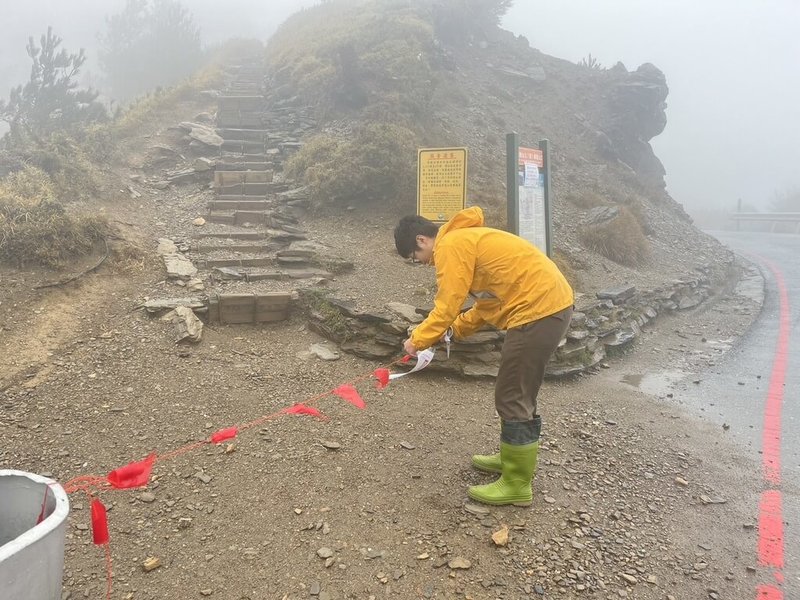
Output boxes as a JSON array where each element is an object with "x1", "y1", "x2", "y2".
[{"x1": 410, "y1": 207, "x2": 574, "y2": 350}]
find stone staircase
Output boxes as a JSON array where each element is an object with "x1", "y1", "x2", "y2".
[{"x1": 178, "y1": 56, "x2": 351, "y2": 324}]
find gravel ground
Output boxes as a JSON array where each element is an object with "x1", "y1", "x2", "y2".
[
  {"x1": 0, "y1": 211, "x2": 765, "y2": 600},
  {"x1": 0, "y1": 90, "x2": 766, "y2": 600}
]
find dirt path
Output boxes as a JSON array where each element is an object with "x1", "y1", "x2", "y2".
[
  {"x1": 0, "y1": 72, "x2": 766, "y2": 599},
  {"x1": 0, "y1": 232, "x2": 765, "y2": 600}
]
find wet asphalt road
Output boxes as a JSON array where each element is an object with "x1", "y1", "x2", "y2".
[{"x1": 682, "y1": 231, "x2": 799, "y2": 597}]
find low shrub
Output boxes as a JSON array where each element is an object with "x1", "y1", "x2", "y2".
[
  {"x1": 285, "y1": 122, "x2": 418, "y2": 209},
  {"x1": 566, "y1": 191, "x2": 607, "y2": 210},
  {"x1": 579, "y1": 206, "x2": 649, "y2": 266},
  {"x1": 0, "y1": 166, "x2": 106, "y2": 268}
]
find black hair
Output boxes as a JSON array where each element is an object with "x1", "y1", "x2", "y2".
[{"x1": 394, "y1": 215, "x2": 439, "y2": 258}]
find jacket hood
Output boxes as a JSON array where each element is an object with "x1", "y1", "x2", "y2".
[{"x1": 436, "y1": 207, "x2": 484, "y2": 243}]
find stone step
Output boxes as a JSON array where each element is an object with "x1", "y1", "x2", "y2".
[
  {"x1": 205, "y1": 213, "x2": 235, "y2": 225},
  {"x1": 219, "y1": 152, "x2": 270, "y2": 162},
  {"x1": 213, "y1": 267, "x2": 333, "y2": 282},
  {"x1": 192, "y1": 243, "x2": 280, "y2": 253},
  {"x1": 249, "y1": 268, "x2": 332, "y2": 281},
  {"x1": 206, "y1": 210, "x2": 272, "y2": 226},
  {"x1": 223, "y1": 87, "x2": 262, "y2": 95},
  {"x1": 216, "y1": 128, "x2": 269, "y2": 142},
  {"x1": 193, "y1": 231, "x2": 268, "y2": 240},
  {"x1": 217, "y1": 182, "x2": 280, "y2": 196},
  {"x1": 207, "y1": 200, "x2": 272, "y2": 211},
  {"x1": 203, "y1": 257, "x2": 275, "y2": 268},
  {"x1": 217, "y1": 96, "x2": 264, "y2": 111},
  {"x1": 217, "y1": 112, "x2": 262, "y2": 128},
  {"x1": 221, "y1": 140, "x2": 266, "y2": 152},
  {"x1": 201, "y1": 211, "x2": 306, "y2": 236}
]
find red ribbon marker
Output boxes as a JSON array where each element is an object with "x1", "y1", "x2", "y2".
[
  {"x1": 283, "y1": 403, "x2": 325, "y2": 418},
  {"x1": 401, "y1": 355, "x2": 413, "y2": 364},
  {"x1": 107, "y1": 453, "x2": 156, "y2": 489},
  {"x1": 374, "y1": 368, "x2": 390, "y2": 389},
  {"x1": 333, "y1": 384, "x2": 366, "y2": 409},
  {"x1": 91, "y1": 498, "x2": 109, "y2": 545},
  {"x1": 210, "y1": 427, "x2": 238, "y2": 444}
]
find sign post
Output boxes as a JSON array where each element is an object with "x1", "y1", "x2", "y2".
[
  {"x1": 417, "y1": 147, "x2": 468, "y2": 222},
  {"x1": 506, "y1": 133, "x2": 552, "y2": 256}
]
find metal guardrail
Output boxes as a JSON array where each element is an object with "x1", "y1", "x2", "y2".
[
  {"x1": 729, "y1": 212, "x2": 800, "y2": 232},
  {"x1": 730, "y1": 212, "x2": 800, "y2": 221}
]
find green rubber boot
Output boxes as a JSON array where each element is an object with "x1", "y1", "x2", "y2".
[
  {"x1": 467, "y1": 441, "x2": 538, "y2": 507},
  {"x1": 471, "y1": 452, "x2": 502, "y2": 473}
]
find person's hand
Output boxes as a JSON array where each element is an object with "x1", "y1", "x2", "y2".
[{"x1": 403, "y1": 338, "x2": 417, "y2": 356}]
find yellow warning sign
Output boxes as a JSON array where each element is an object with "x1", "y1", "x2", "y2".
[{"x1": 417, "y1": 148, "x2": 467, "y2": 222}]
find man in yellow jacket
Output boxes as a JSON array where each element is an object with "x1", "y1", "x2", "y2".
[{"x1": 394, "y1": 207, "x2": 573, "y2": 506}]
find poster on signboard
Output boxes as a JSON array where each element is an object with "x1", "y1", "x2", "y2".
[
  {"x1": 417, "y1": 148, "x2": 468, "y2": 222},
  {"x1": 517, "y1": 146, "x2": 547, "y2": 252}
]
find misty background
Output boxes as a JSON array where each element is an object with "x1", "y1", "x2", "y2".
[{"x1": 1, "y1": 0, "x2": 797, "y2": 215}]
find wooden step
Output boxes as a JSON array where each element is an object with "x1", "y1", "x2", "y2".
[
  {"x1": 214, "y1": 171, "x2": 273, "y2": 186},
  {"x1": 215, "y1": 161, "x2": 271, "y2": 172},
  {"x1": 208, "y1": 292, "x2": 291, "y2": 325}
]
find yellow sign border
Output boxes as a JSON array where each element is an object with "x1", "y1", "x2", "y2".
[{"x1": 417, "y1": 147, "x2": 468, "y2": 222}]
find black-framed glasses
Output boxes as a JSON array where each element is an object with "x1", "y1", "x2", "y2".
[{"x1": 408, "y1": 248, "x2": 419, "y2": 264}]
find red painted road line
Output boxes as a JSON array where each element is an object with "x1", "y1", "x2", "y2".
[
  {"x1": 757, "y1": 584, "x2": 784, "y2": 599},
  {"x1": 755, "y1": 257, "x2": 791, "y2": 598},
  {"x1": 758, "y1": 490, "x2": 785, "y2": 569},
  {"x1": 762, "y1": 259, "x2": 790, "y2": 483}
]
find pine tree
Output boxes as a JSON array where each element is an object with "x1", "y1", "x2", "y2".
[
  {"x1": 0, "y1": 27, "x2": 107, "y2": 145},
  {"x1": 99, "y1": 0, "x2": 203, "y2": 102}
]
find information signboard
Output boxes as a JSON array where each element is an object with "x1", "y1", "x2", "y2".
[
  {"x1": 506, "y1": 135, "x2": 552, "y2": 256},
  {"x1": 417, "y1": 147, "x2": 468, "y2": 222},
  {"x1": 517, "y1": 146, "x2": 547, "y2": 252}
]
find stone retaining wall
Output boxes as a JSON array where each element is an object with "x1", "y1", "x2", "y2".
[{"x1": 300, "y1": 262, "x2": 737, "y2": 378}]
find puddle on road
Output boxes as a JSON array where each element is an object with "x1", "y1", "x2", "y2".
[{"x1": 620, "y1": 370, "x2": 687, "y2": 396}]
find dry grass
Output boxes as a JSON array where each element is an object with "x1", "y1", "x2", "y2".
[
  {"x1": 110, "y1": 62, "x2": 225, "y2": 139},
  {"x1": 266, "y1": 1, "x2": 436, "y2": 120},
  {"x1": 285, "y1": 122, "x2": 418, "y2": 209},
  {"x1": 580, "y1": 206, "x2": 649, "y2": 266},
  {"x1": 566, "y1": 190, "x2": 608, "y2": 210},
  {"x1": 552, "y1": 250, "x2": 581, "y2": 290},
  {"x1": 0, "y1": 166, "x2": 107, "y2": 268}
]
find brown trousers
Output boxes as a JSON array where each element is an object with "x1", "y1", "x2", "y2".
[{"x1": 494, "y1": 306, "x2": 573, "y2": 423}]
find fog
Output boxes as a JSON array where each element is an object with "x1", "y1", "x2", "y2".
[
  {"x1": 0, "y1": 0, "x2": 318, "y2": 96},
  {"x1": 2, "y1": 0, "x2": 797, "y2": 213},
  {"x1": 504, "y1": 0, "x2": 800, "y2": 212}
]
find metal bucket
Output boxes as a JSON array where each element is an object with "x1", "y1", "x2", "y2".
[{"x1": 0, "y1": 470, "x2": 70, "y2": 600}]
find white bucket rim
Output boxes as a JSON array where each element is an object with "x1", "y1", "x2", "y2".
[{"x1": 0, "y1": 470, "x2": 70, "y2": 563}]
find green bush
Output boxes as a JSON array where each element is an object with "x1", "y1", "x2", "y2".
[{"x1": 285, "y1": 122, "x2": 418, "y2": 209}]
